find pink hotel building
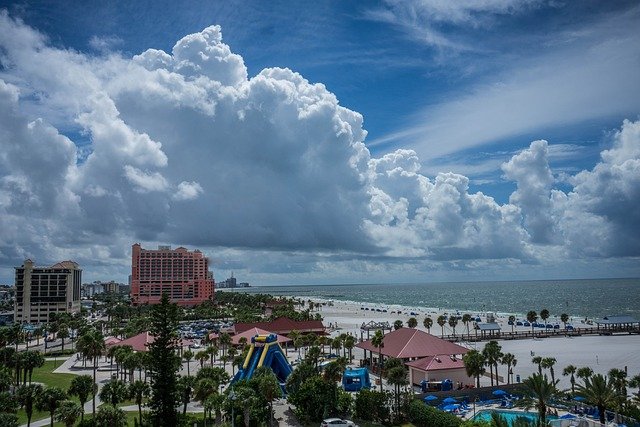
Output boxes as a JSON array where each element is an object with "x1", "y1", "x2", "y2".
[{"x1": 130, "y1": 244, "x2": 214, "y2": 306}]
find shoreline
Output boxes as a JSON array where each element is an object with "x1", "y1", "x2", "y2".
[{"x1": 299, "y1": 297, "x2": 640, "y2": 392}]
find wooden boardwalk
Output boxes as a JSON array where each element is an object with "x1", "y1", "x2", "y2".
[{"x1": 439, "y1": 325, "x2": 640, "y2": 343}]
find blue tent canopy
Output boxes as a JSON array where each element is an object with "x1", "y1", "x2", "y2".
[
  {"x1": 442, "y1": 397, "x2": 457, "y2": 404},
  {"x1": 423, "y1": 395, "x2": 438, "y2": 402},
  {"x1": 492, "y1": 389, "x2": 507, "y2": 396}
]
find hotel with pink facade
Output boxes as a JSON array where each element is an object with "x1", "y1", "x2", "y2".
[{"x1": 131, "y1": 243, "x2": 214, "y2": 306}]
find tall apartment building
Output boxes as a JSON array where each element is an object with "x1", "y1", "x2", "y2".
[
  {"x1": 14, "y1": 260, "x2": 82, "y2": 324},
  {"x1": 130, "y1": 244, "x2": 214, "y2": 306}
]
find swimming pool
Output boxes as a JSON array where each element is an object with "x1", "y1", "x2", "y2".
[{"x1": 473, "y1": 409, "x2": 558, "y2": 426}]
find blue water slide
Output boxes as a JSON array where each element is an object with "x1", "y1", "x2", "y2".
[{"x1": 244, "y1": 345, "x2": 263, "y2": 379}]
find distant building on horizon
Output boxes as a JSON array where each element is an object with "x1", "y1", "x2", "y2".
[
  {"x1": 81, "y1": 280, "x2": 126, "y2": 298},
  {"x1": 130, "y1": 244, "x2": 214, "y2": 306},
  {"x1": 216, "y1": 273, "x2": 250, "y2": 289},
  {"x1": 14, "y1": 259, "x2": 82, "y2": 324}
]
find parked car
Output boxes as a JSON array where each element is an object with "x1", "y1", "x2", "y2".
[{"x1": 321, "y1": 418, "x2": 356, "y2": 427}]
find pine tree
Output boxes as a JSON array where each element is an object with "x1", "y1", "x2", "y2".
[{"x1": 148, "y1": 293, "x2": 181, "y2": 426}]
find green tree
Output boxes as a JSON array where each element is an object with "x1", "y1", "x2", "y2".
[
  {"x1": 22, "y1": 350, "x2": 45, "y2": 385},
  {"x1": 343, "y1": 335, "x2": 355, "y2": 361},
  {"x1": 68, "y1": 375, "x2": 95, "y2": 422},
  {"x1": 385, "y1": 358, "x2": 408, "y2": 419},
  {"x1": 16, "y1": 384, "x2": 43, "y2": 427},
  {"x1": 423, "y1": 317, "x2": 433, "y2": 333},
  {"x1": 539, "y1": 309, "x2": 550, "y2": 326},
  {"x1": 463, "y1": 349, "x2": 486, "y2": 388},
  {"x1": 448, "y1": 316, "x2": 459, "y2": 337},
  {"x1": 519, "y1": 373, "x2": 559, "y2": 427},
  {"x1": 194, "y1": 378, "x2": 218, "y2": 423},
  {"x1": 0, "y1": 413, "x2": 18, "y2": 427},
  {"x1": 437, "y1": 315, "x2": 446, "y2": 337},
  {"x1": 526, "y1": 311, "x2": 538, "y2": 336},
  {"x1": 128, "y1": 380, "x2": 150, "y2": 427},
  {"x1": 560, "y1": 313, "x2": 569, "y2": 329},
  {"x1": 531, "y1": 356, "x2": 543, "y2": 375},
  {"x1": 563, "y1": 365, "x2": 577, "y2": 394},
  {"x1": 76, "y1": 328, "x2": 105, "y2": 417},
  {"x1": 508, "y1": 315, "x2": 516, "y2": 333},
  {"x1": 147, "y1": 293, "x2": 181, "y2": 426},
  {"x1": 576, "y1": 366, "x2": 593, "y2": 382},
  {"x1": 354, "y1": 388, "x2": 390, "y2": 423},
  {"x1": 255, "y1": 367, "x2": 283, "y2": 427},
  {"x1": 99, "y1": 379, "x2": 128, "y2": 406},
  {"x1": 183, "y1": 349, "x2": 194, "y2": 377},
  {"x1": 371, "y1": 329, "x2": 385, "y2": 393},
  {"x1": 35, "y1": 386, "x2": 67, "y2": 427},
  {"x1": 463, "y1": 313, "x2": 473, "y2": 337},
  {"x1": 57, "y1": 325, "x2": 69, "y2": 353},
  {"x1": 219, "y1": 332, "x2": 232, "y2": 357},
  {"x1": 575, "y1": 373, "x2": 618, "y2": 425},
  {"x1": 177, "y1": 375, "x2": 196, "y2": 415},
  {"x1": 407, "y1": 317, "x2": 418, "y2": 328},
  {"x1": 482, "y1": 340, "x2": 503, "y2": 386},
  {"x1": 540, "y1": 357, "x2": 557, "y2": 383},
  {"x1": 55, "y1": 400, "x2": 82, "y2": 427},
  {"x1": 502, "y1": 353, "x2": 517, "y2": 384},
  {"x1": 407, "y1": 399, "x2": 460, "y2": 427},
  {"x1": 195, "y1": 350, "x2": 208, "y2": 369},
  {"x1": 95, "y1": 404, "x2": 127, "y2": 427}
]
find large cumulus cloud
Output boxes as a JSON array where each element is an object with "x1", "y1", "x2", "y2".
[{"x1": 0, "y1": 12, "x2": 639, "y2": 282}]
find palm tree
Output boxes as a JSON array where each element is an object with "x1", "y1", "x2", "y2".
[
  {"x1": 385, "y1": 358, "x2": 408, "y2": 418},
  {"x1": 128, "y1": 380, "x2": 150, "y2": 426},
  {"x1": 57, "y1": 325, "x2": 69, "y2": 353},
  {"x1": 194, "y1": 378, "x2": 218, "y2": 423},
  {"x1": 526, "y1": 311, "x2": 538, "y2": 336},
  {"x1": 462, "y1": 314, "x2": 473, "y2": 338},
  {"x1": 393, "y1": 320, "x2": 403, "y2": 330},
  {"x1": 540, "y1": 357, "x2": 557, "y2": 383},
  {"x1": 17, "y1": 384, "x2": 43, "y2": 427},
  {"x1": 423, "y1": 317, "x2": 433, "y2": 334},
  {"x1": 36, "y1": 386, "x2": 67, "y2": 427},
  {"x1": 208, "y1": 345, "x2": 219, "y2": 366},
  {"x1": 371, "y1": 329, "x2": 385, "y2": 392},
  {"x1": 22, "y1": 351, "x2": 45, "y2": 385},
  {"x1": 501, "y1": 353, "x2": 517, "y2": 384},
  {"x1": 219, "y1": 332, "x2": 232, "y2": 357},
  {"x1": 563, "y1": 365, "x2": 577, "y2": 394},
  {"x1": 407, "y1": 317, "x2": 418, "y2": 328},
  {"x1": 195, "y1": 350, "x2": 208, "y2": 369},
  {"x1": 55, "y1": 400, "x2": 82, "y2": 427},
  {"x1": 508, "y1": 315, "x2": 516, "y2": 333},
  {"x1": 575, "y1": 373, "x2": 618, "y2": 425},
  {"x1": 255, "y1": 367, "x2": 282, "y2": 427},
  {"x1": 343, "y1": 335, "x2": 355, "y2": 361},
  {"x1": 539, "y1": 309, "x2": 550, "y2": 327},
  {"x1": 68, "y1": 375, "x2": 95, "y2": 422},
  {"x1": 560, "y1": 313, "x2": 569, "y2": 330},
  {"x1": 437, "y1": 315, "x2": 446, "y2": 337},
  {"x1": 177, "y1": 375, "x2": 196, "y2": 415},
  {"x1": 99, "y1": 379, "x2": 128, "y2": 406},
  {"x1": 531, "y1": 356, "x2": 543, "y2": 375},
  {"x1": 628, "y1": 374, "x2": 640, "y2": 403},
  {"x1": 95, "y1": 404, "x2": 127, "y2": 427},
  {"x1": 482, "y1": 340, "x2": 503, "y2": 386},
  {"x1": 76, "y1": 328, "x2": 105, "y2": 417},
  {"x1": 519, "y1": 373, "x2": 559, "y2": 427},
  {"x1": 183, "y1": 349, "x2": 194, "y2": 376},
  {"x1": 448, "y1": 316, "x2": 459, "y2": 337},
  {"x1": 576, "y1": 366, "x2": 593, "y2": 382},
  {"x1": 463, "y1": 349, "x2": 486, "y2": 388},
  {"x1": 288, "y1": 330, "x2": 301, "y2": 353}
]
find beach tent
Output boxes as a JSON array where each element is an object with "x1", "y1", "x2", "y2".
[
  {"x1": 342, "y1": 367, "x2": 371, "y2": 391},
  {"x1": 423, "y1": 395, "x2": 438, "y2": 402},
  {"x1": 443, "y1": 397, "x2": 457, "y2": 404}
]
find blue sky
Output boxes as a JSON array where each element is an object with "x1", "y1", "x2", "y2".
[{"x1": 0, "y1": 1, "x2": 638, "y2": 284}]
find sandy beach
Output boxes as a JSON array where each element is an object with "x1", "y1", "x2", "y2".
[{"x1": 311, "y1": 298, "x2": 640, "y2": 392}]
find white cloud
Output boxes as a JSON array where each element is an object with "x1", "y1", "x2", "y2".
[{"x1": 0, "y1": 14, "x2": 638, "y2": 283}]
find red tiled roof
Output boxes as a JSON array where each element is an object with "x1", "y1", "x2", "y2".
[
  {"x1": 208, "y1": 332, "x2": 219, "y2": 341},
  {"x1": 231, "y1": 327, "x2": 291, "y2": 345},
  {"x1": 355, "y1": 328, "x2": 468, "y2": 359},
  {"x1": 405, "y1": 354, "x2": 466, "y2": 371},
  {"x1": 234, "y1": 317, "x2": 325, "y2": 335},
  {"x1": 104, "y1": 336, "x2": 122, "y2": 346},
  {"x1": 110, "y1": 331, "x2": 193, "y2": 352}
]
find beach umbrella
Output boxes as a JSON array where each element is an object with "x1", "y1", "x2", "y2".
[
  {"x1": 573, "y1": 396, "x2": 586, "y2": 402},
  {"x1": 423, "y1": 395, "x2": 438, "y2": 402},
  {"x1": 492, "y1": 389, "x2": 507, "y2": 396},
  {"x1": 443, "y1": 397, "x2": 457, "y2": 404},
  {"x1": 559, "y1": 414, "x2": 577, "y2": 419},
  {"x1": 442, "y1": 404, "x2": 460, "y2": 412}
]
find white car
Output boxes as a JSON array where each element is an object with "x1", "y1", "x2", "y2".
[{"x1": 321, "y1": 418, "x2": 356, "y2": 427}]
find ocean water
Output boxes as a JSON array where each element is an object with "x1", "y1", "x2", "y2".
[{"x1": 236, "y1": 278, "x2": 640, "y2": 321}]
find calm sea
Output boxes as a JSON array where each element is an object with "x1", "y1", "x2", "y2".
[{"x1": 234, "y1": 278, "x2": 640, "y2": 321}]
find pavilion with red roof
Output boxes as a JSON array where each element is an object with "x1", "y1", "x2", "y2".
[
  {"x1": 233, "y1": 317, "x2": 326, "y2": 337},
  {"x1": 106, "y1": 331, "x2": 193, "y2": 352},
  {"x1": 230, "y1": 327, "x2": 291, "y2": 346},
  {"x1": 356, "y1": 328, "x2": 472, "y2": 386}
]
